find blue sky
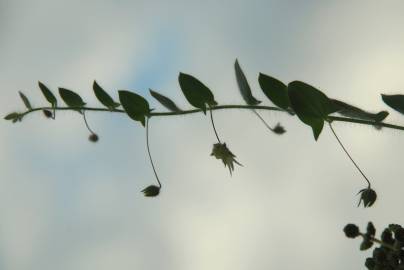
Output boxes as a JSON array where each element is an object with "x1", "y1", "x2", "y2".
[{"x1": 2, "y1": 1, "x2": 404, "y2": 269}]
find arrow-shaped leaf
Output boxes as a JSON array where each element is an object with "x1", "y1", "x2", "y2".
[
  {"x1": 258, "y1": 73, "x2": 290, "y2": 110},
  {"x1": 235, "y1": 59, "x2": 261, "y2": 105},
  {"x1": 93, "y1": 81, "x2": 120, "y2": 110},
  {"x1": 178, "y1": 72, "x2": 217, "y2": 114},
  {"x1": 288, "y1": 81, "x2": 335, "y2": 140},
  {"x1": 150, "y1": 89, "x2": 181, "y2": 112},
  {"x1": 59, "y1": 88, "x2": 86, "y2": 112},
  {"x1": 38, "y1": 81, "x2": 57, "y2": 108},
  {"x1": 381, "y1": 94, "x2": 404, "y2": 115},
  {"x1": 19, "y1": 91, "x2": 32, "y2": 110},
  {"x1": 118, "y1": 90, "x2": 150, "y2": 126},
  {"x1": 331, "y1": 99, "x2": 388, "y2": 122}
]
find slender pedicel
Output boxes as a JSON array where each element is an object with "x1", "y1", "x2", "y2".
[
  {"x1": 146, "y1": 117, "x2": 162, "y2": 188},
  {"x1": 328, "y1": 122, "x2": 371, "y2": 188}
]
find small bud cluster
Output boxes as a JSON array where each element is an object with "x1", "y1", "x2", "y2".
[{"x1": 344, "y1": 222, "x2": 404, "y2": 269}]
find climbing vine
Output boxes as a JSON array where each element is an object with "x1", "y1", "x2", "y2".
[{"x1": 5, "y1": 60, "x2": 404, "y2": 269}]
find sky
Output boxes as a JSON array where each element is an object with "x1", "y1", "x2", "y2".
[{"x1": 2, "y1": 1, "x2": 404, "y2": 269}]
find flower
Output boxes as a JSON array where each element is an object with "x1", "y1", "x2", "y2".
[
  {"x1": 357, "y1": 188, "x2": 377, "y2": 208},
  {"x1": 211, "y1": 142, "x2": 242, "y2": 175},
  {"x1": 141, "y1": 185, "x2": 160, "y2": 197}
]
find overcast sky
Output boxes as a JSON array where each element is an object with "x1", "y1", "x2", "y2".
[{"x1": 2, "y1": 1, "x2": 404, "y2": 269}]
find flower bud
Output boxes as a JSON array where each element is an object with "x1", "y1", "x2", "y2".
[
  {"x1": 273, "y1": 123, "x2": 286, "y2": 135},
  {"x1": 42, "y1": 109, "x2": 53, "y2": 118},
  {"x1": 364, "y1": 257, "x2": 375, "y2": 270},
  {"x1": 357, "y1": 188, "x2": 377, "y2": 208},
  {"x1": 344, "y1": 224, "x2": 360, "y2": 238},
  {"x1": 381, "y1": 229, "x2": 394, "y2": 245},
  {"x1": 88, "y1": 133, "x2": 99, "y2": 143},
  {"x1": 141, "y1": 185, "x2": 160, "y2": 197},
  {"x1": 367, "y1": 222, "x2": 376, "y2": 237}
]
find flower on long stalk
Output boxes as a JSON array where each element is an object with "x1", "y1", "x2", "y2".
[{"x1": 211, "y1": 142, "x2": 242, "y2": 175}]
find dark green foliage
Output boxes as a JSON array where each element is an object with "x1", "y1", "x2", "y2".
[
  {"x1": 258, "y1": 73, "x2": 290, "y2": 109},
  {"x1": 358, "y1": 188, "x2": 377, "y2": 208},
  {"x1": 288, "y1": 81, "x2": 336, "y2": 140},
  {"x1": 382, "y1": 229, "x2": 394, "y2": 245},
  {"x1": 234, "y1": 60, "x2": 261, "y2": 105},
  {"x1": 345, "y1": 222, "x2": 404, "y2": 269},
  {"x1": 331, "y1": 99, "x2": 389, "y2": 122},
  {"x1": 19, "y1": 91, "x2": 32, "y2": 110},
  {"x1": 38, "y1": 81, "x2": 57, "y2": 107},
  {"x1": 141, "y1": 185, "x2": 160, "y2": 197},
  {"x1": 178, "y1": 72, "x2": 217, "y2": 114},
  {"x1": 118, "y1": 90, "x2": 150, "y2": 126},
  {"x1": 4, "y1": 112, "x2": 20, "y2": 121},
  {"x1": 150, "y1": 89, "x2": 181, "y2": 112},
  {"x1": 361, "y1": 235, "x2": 374, "y2": 251},
  {"x1": 382, "y1": 94, "x2": 404, "y2": 115},
  {"x1": 365, "y1": 257, "x2": 376, "y2": 270},
  {"x1": 93, "y1": 81, "x2": 120, "y2": 110},
  {"x1": 59, "y1": 88, "x2": 86, "y2": 109}
]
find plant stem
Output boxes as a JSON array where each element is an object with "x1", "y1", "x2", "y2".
[
  {"x1": 146, "y1": 117, "x2": 162, "y2": 188},
  {"x1": 209, "y1": 107, "x2": 221, "y2": 143},
  {"x1": 328, "y1": 122, "x2": 371, "y2": 189},
  {"x1": 15, "y1": 105, "x2": 404, "y2": 132},
  {"x1": 82, "y1": 110, "x2": 96, "y2": 134},
  {"x1": 359, "y1": 233, "x2": 398, "y2": 251},
  {"x1": 252, "y1": 109, "x2": 274, "y2": 132}
]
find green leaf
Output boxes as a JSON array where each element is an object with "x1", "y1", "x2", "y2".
[
  {"x1": 381, "y1": 94, "x2": 404, "y2": 115},
  {"x1": 150, "y1": 89, "x2": 181, "y2": 112},
  {"x1": 234, "y1": 59, "x2": 261, "y2": 105},
  {"x1": 331, "y1": 99, "x2": 388, "y2": 122},
  {"x1": 93, "y1": 81, "x2": 120, "y2": 110},
  {"x1": 178, "y1": 72, "x2": 217, "y2": 114},
  {"x1": 19, "y1": 91, "x2": 32, "y2": 110},
  {"x1": 59, "y1": 88, "x2": 86, "y2": 110},
  {"x1": 288, "y1": 81, "x2": 334, "y2": 140},
  {"x1": 118, "y1": 90, "x2": 150, "y2": 126},
  {"x1": 258, "y1": 73, "x2": 290, "y2": 109},
  {"x1": 4, "y1": 112, "x2": 19, "y2": 120},
  {"x1": 38, "y1": 81, "x2": 57, "y2": 107}
]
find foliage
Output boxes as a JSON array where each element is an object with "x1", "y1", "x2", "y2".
[{"x1": 5, "y1": 59, "x2": 404, "y2": 269}]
